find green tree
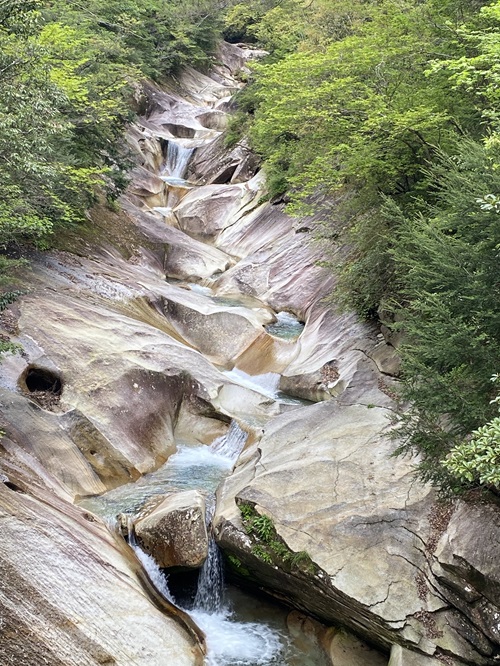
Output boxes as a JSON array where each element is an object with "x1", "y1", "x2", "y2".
[{"x1": 387, "y1": 141, "x2": 500, "y2": 489}]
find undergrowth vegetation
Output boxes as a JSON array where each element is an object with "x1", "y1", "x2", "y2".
[
  {"x1": 238, "y1": 501, "x2": 316, "y2": 573},
  {"x1": 228, "y1": 0, "x2": 500, "y2": 494},
  {"x1": 0, "y1": 0, "x2": 225, "y2": 276}
]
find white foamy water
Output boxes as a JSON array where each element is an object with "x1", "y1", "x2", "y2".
[
  {"x1": 132, "y1": 535, "x2": 286, "y2": 666},
  {"x1": 188, "y1": 282, "x2": 214, "y2": 296},
  {"x1": 190, "y1": 608, "x2": 285, "y2": 666},
  {"x1": 79, "y1": 423, "x2": 246, "y2": 520},
  {"x1": 210, "y1": 421, "x2": 247, "y2": 462},
  {"x1": 224, "y1": 368, "x2": 280, "y2": 400},
  {"x1": 152, "y1": 206, "x2": 174, "y2": 215},
  {"x1": 130, "y1": 538, "x2": 175, "y2": 604},
  {"x1": 165, "y1": 140, "x2": 195, "y2": 179},
  {"x1": 161, "y1": 175, "x2": 191, "y2": 186}
]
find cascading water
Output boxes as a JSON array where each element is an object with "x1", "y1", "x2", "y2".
[
  {"x1": 193, "y1": 536, "x2": 224, "y2": 613},
  {"x1": 186, "y1": 499, "x2": 286, "y2": 665},
  {"x1": 162, "y1": 140, "x2": 195, "y2": 183},
  {"x1": 210, "y1": 420, "x2": 248, "y2": 462},
  {"x1": 193, "y1": 498, "x2": 223, "y2": 613},
  {"x1": 81, "y1": 424, "x2": 327, "y2": 664},
  {"x1": 223, "y1": 368, "x2": 280, "y2": 400},
  {"x1": 129, "y1": 531, "x2": 175, "y2": 604}
]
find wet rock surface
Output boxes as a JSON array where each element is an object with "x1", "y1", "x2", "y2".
[
  {"x1": 0, "y1": 40, "x2": 498, "y2": 666},
  {"x1": 0, "y1": 480, "x2": 202, "y2": 666}
]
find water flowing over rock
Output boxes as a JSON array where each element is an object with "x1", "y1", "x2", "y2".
[
  {"x1": 0, "y1": 481, "x2": 203, "y2": 666},
  {"x1": 1, "y1": 39, "x2": 499, "y2": 666}
]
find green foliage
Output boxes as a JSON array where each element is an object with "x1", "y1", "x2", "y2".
[
  {"x1": 0, "y1": 290, "x2": 25, "y2": 311},
  {"x1": 249, "y1": 513, "x2": 274, "y2": 541},
  {"x1": 387, "y1": 140, "x2": 500, "y2": 489},
  {"x1": 443, "y1": 376, "x2": 500, "y2": 489},
  {"x1": 0, "y1": 340, "x2": 22, "y2": 357},
  {"x1": 0, "y1": 0, "x2": 230, "y2": 286},
  {"x1": 47, "y1": 0, "x2": 223, "y2": 79},
  {"x1": 238, "y1": 501, "x2": 316, "y2": 572},
  {"x1": 226, "y1": 553, "x2": 251, "y2": 576},
  {"x1": 251, "y1": 545, "x2": 273, "y2": 564},
  {"x1": 236, "y1": 0, "x2": 500, "y2": 492}
]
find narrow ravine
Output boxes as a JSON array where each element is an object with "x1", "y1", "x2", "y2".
[
  {"x1": 2, "y1": 36, "x2": 498, "y2": 666},
  {"x1": 76, "y1": 47, "x2": 336, "y2": 665},
  {"x1": 81, "y1": 424, "x2": 329, "y2": 666}
]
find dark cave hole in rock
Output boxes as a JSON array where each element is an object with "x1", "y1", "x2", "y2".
[
  {"x1": 4, "y1": 480, "x2": 25, "y2": 493},
  {"x1": 166, "y1": 568, "x2": 200, "y2": 609},
  {"x1": 25, "y1": 368, "x2": 62, "y2": 394}
]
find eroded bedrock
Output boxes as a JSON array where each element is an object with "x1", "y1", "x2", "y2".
[
  {"x1": 0, "y1": 479, "x2": 203, "y2": 666},
  {"x1": 1, "y1": 38, "x2": 498, "y2": 666},
  {"x1": 215, "y1": 397, "x2": 500, "y2": 665}
]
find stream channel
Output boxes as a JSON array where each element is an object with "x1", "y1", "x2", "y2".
[{"x1": 81, "y1": 57, "x2": 331, "y2": 666}]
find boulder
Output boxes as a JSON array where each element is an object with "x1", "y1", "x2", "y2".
[
  {"x1": 135, "y1": 491, "x2": 208, "y2": 569},
  {"x1": 121, "y1": 201, "x2": 234, "y2": 280},
  {"x1": 162, "y1": 297, "x2": 274, "y2": 366},
  {"x1": 388, "y1": 646, "x2": 443, "y2": 666},
  {"x1": 368, "y1": 341, "x2": 401, "y2": 377},
  {"x1": 0, "y1": 481, "x2": 203, "y2": 666},
  {"x1": 215, "y1": 397, "x2": 499, "y2": 664},
  {"x1": 187, "y1": 133, "x2": 260, "y2": 185},
  {"x1": 286, "y1": 611, "x2": 386, "y2": 666},
  {"x1": 279, "y1": 369, "x2": 330, "y2": 402},
  {"x1": 432, "y1": 501, "x2": 500, "y2": 649},
  {"x1": 128, "y1": 165, "x2": 166, "y2": 208},
  {"x1": 174, "y1": 178, "x2": 263, "y2": 243}
]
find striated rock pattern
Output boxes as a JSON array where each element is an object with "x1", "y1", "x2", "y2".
[
  {"x1": 0, "y1": 479, "x2": 202, "y2": 666},
  {"x1": 0, "y1": 39, "x2": 499, "y2": 666}
]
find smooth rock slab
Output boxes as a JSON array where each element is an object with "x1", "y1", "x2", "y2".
[
  {"x1": 0, "y1": 482, "x2": 202, "y2": 666},
  {"x1": 388, "y1": 645, "x2": 442, "y2": 666},
  {"x1": 215, "y1": 400, "x2": 497, "y2": 664},
  {"x1": 134, "y1": 490, "x2": 208, "y2": 569},
  {"x1": 287, "y1": 611, "x2": 386, "y2": 666}
]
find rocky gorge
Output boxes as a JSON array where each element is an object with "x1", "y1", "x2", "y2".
[{"x1": 0, "y1": 41, "x2": 499, "y2": 666}]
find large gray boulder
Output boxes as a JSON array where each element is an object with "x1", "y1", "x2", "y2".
[
  {"x1": 215, "y1": 392, "x2": 500, "y2": 664},
  {"x1": 134, "y1": 490, "x2": 208, "y2": 569}
]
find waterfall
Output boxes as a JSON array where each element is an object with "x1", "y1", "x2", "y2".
[
  {"x1": 193, "y1": 537, "x2": 224, "y2": 613},
  {"x1": 223, "y1": 367, "x2": 280, "y2": 400},
  {"x1": 129, "y1": 530, "x2": 174, "y2": 604},
  {"x1": 164, "y1": 140, "x2": 195, "y2": 179},
  {"x1": 193, "y1": 497, "x2": 223, "y2": 613},
  {"x1": 209, "y1": 420, "x2": 247, "y2": 463}
]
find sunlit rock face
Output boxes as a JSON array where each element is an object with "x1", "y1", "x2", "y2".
[
  {"x1": 215, "y1": 396, "x2": 500, "y2": 664},
  {"x1": 1, "y1": 38, "x2": 498, "y2": 666}
]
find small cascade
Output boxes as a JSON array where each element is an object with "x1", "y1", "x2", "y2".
[
  {"x1": 223, "y1": 367, "x2": 280, "y2": 400},
  {"x1": 210, "y1": 420, "x2": 247, "y2": 463},
  {"x1": 190, "y1": 498, "x2": 285, "y2": 666},
  {"x1": 193, "y1": 537, "x2": 224, "y2": 612},
  {"x1": 193, "y1": 499, "x2": 224, "y2": 613},
  {"x1": 129, "y1": 530, "x2": 175, "y2": 604},
  {"x1": 188, "y1": 282, "x2": 214, "y2": 296},
  {"x1": 163, "y1": 140, "x2": 195, "y2": 181}
]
